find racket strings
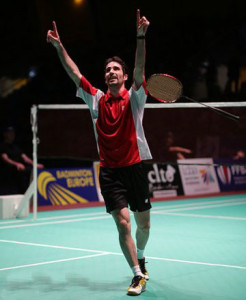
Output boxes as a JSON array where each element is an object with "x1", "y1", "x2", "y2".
[{"x1": 147, "y1": 75, "x2": 182, "y2": 102}]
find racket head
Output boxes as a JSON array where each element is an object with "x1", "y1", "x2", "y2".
[{"x1": 146, "y1": 73, "x2": 183, "y2": 103}]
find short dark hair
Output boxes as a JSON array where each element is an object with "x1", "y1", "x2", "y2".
[
  {"x1": 104, "y1": 56, "x2": 128, "y2": 75},
  {"x1": 3, "y1": 126, "x2": 15, "y2": 133}
]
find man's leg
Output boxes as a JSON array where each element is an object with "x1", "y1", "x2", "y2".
[
  {"x1": 111, "y1": 207, "x2": 138, "y2": 268},
  {"x1": 134, "y1": 210, "x2": 150, "y2": 279},
  {"x1": 111, "y1": 207, "x2": 146, "y2": 295},
  {"x1": 134, "y1": 210, "x2": 150, "y2": 250}
]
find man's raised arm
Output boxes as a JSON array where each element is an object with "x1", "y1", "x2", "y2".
[
  {"x1": 47, "y1": 21, "x2": 82, "y2": 87},
  {"x1": 134, "y1": 9, "x2": 150, "y2": 88}
]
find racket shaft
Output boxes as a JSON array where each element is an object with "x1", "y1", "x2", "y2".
[{"x1": 184, "y1": 97, "x2": 240, "y2": 122}]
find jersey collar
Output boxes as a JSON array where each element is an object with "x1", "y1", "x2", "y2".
[{"x1": 105, "y1": 88, "x2": 128, "y2": 102}]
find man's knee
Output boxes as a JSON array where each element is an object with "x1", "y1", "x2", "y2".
[
  {"x1": 137, "y1": 221, "x2": 150, "y2": 232},
  {"x1": 116, "y1": 218, "x2": 131, "y2": 235},
  {"x1": 112, "y1": 208, "x2": 131, "y2": 235}
]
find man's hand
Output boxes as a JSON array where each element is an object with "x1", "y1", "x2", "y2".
[
  {"x1": 16, "y1": 163, "x2": 26, "y2": 171},
  {"x1": 134, "y1": 9, "x2": 149, "y2": 86},
  {"x1": 46, "y1": 20, "x2": 82, "y2": 86},
  {"x1": 137, "y1": 9, "x2": 150, "y2": 37},
  {"x1": 47, "y1": 21, "x2": 61, "y2": 48},
  {"x1": 37, "y1": 163, "x2": 44, "y2": 169}
]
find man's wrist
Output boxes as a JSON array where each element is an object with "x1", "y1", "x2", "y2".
[
  {"x1": 55, "y1": 41, "x2": 63, "y2": 50},
  {"x1": 137, "y1": 35, "x2": 145, "y2": 39}
]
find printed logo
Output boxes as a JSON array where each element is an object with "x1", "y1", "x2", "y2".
[
  {"x1": 217, "y1": 165, "x2": 232, "y2": 184},
  {"x1": 38, "y1": 171, "x2": 88, "y2": 205},
  {"x1": 148, "y1": 164, "x2": 176, "y2": 183},
  {"x1": 200, "y1": 169, "x2": 215, "y2": 185}
]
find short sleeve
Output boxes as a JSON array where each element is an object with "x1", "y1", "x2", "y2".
[{"x1": 76, "y1": 76, "x2": 104, "y2": 118}]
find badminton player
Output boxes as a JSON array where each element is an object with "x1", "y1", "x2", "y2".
[{"x1": 47, "y1": 9, "x2": 151, "y2": 295}]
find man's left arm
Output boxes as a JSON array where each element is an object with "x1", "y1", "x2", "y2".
[
  {"x1": 133, "y1": 9, "x2": 150, "y2": 88},
  {"x1": 21, "y1": 154, "x2": 44, "y2": 169}
]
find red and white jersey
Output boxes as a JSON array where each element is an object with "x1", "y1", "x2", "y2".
[{"x1": 76, "y1": 76, "x2": 152, "y2": 168}]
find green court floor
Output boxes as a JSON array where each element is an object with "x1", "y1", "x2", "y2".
[{"x1": 1, "y1": 194, "x2": 246, "y2": 299}]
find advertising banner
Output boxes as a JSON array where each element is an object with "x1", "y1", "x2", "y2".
[
  {"x1": 37, "y1": 167, "x2": 99, "y2": 206},
  {"x1": 145, "y1": 162, "x2": 183, "y2": 198},
  {"x1": 214, "y1": 159, "x2": 246, "y2": 191},
  {"x1": 178, "y1": 158, "x2": 220, "y2": 195}
]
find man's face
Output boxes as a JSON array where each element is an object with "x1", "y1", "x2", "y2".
[
  {"x1": 105, "y1": 61, "x2": 128, "y2": 88},
  {"x1": 4, "y1": 129, "x2": 15, "y2": 144}
]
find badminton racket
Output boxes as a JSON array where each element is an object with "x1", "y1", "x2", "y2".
[{"x1": 146, "y1": 74, "x2": 240, "y2": 122}]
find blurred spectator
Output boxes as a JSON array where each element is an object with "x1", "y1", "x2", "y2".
[
  {"x1": 159, "y1": 131, "x2": 192, "y2": 162},
  {"x1": 0, "y1": 126, "x2": 43, "y2": 195},
  {"x1": 226, "y1": 58, "x2": 240, "y2": 99},
  {"x1": 196, "y1": 135, "x2": 220, "y2": 158},
  {"x1": 217, "y1": 64, "x2": 229, "y2": 96},
  {"x1": 233, "y1": 149, "x2": 245, "y2": 160}
]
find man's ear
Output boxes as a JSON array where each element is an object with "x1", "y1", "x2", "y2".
[{"x1": 124, "y1": 74, "x2": 128, "y2": 81}]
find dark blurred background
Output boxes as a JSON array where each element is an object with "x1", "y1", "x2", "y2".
[{"x1": 0, "y1": 0, "x2": 246, "y2": 161}]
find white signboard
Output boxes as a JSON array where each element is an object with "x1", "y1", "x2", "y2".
[{"x1": 178, "y1": 158, "x2": 220, "y2": 195}]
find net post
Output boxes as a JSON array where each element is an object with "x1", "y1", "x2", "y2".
[{"x1": 31, "y1": 105, "x2": 38, "y2": 220}]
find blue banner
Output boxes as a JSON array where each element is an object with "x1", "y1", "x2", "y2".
[
  {"x1": 37, "y1": 167, "x2": 99, "y2": 206},
  {"x1": 214, "y1": 159, "x2": 246, "y2": 191}
]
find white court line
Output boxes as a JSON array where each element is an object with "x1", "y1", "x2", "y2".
[
  {"x1": 36, "y1": 211, "x2": 106, "y2": 221},
  {"x1": 1, "y1": 239, "x2": 246, "y2": 271},
  {"x1": 152, "y1": 201, "x2": 246, "y2": 214},
  {"x1": 0, "y1": 197, "x2": 244, "y2": 226},
  {"x1": 0, "y1": 253, "x2": 109, "y2": 272},
  {"x1": 158, "y1": 212, "x2": 246, "y2": 221},
  {"x1": 0, "y1": 210, "x2": 106, "y2": 225},
  {"x1": 147, "y1": 256, "x2": 246, "y2": 270},
  {"x1": 151, "y1": 197, "x2": 246, "y2": 211},
  {"x1": 39, "y1": 198, "x2": 245, "y2": 220},
  {"x1": 1, "y1": 197, "x2": 243, "y2": 222},
  {"x1": 0, "y1": 215, "x2": 111, "y2": 230},
  {"x1": 0, "y1": 197, "x2": 244, "y2": 225},
  {"x1": 1, "y1": 199, "x2": 245, "y2": 230},
  {"x1": 0, "y1": 220, "x2": 26, "y2": 225},
  {"x1": 0, "y1": 239, "x2": 111, "y2": 254},
  {"x1": 28, "y1": 200, "x2": 230, "y2": 221}
]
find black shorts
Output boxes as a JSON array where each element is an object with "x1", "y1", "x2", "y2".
[{"x1": 99, "y1": 162, "x2": 152, "y2": 213}]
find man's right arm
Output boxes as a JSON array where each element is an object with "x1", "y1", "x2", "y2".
[
  {"x1": 47, "y1": 21, "x2": 82, "y2": 87},
  {"x1": 1, "y1": 153, "x2": 25, "y2": 171}
]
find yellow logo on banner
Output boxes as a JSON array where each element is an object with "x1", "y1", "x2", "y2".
[{"x1": 38, "y1": 171, "x2": 88, "y2": 205}]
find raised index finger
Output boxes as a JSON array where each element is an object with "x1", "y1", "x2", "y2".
[
  {"x1": 137, "y1": 9, "x2": 140, "y2": 27},
  {"x1": 52, "y1": 21, "x2": 58, "y2": 34}
]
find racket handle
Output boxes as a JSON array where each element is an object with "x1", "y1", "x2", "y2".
[{"x1": 183, "y1": 97, "x2": 240, "y2": 122}]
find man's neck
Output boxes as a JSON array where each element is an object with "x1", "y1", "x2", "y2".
[{"x1": 108, "y1": 84, "x2": 125, "y2": 98}]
